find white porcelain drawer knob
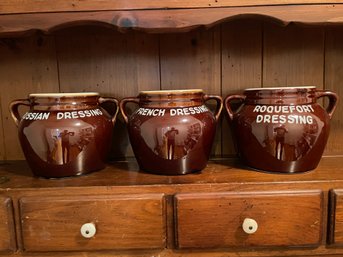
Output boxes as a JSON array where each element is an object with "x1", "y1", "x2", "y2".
[
  {"x1": 80, "y1": 223, "x2": 96, "y2": 238},
  {"x1": 242, "y1": 218, "x2": 258, "y2": 234}
]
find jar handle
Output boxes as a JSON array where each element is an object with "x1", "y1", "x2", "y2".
[
  {"x1": 98, "y1": 97, "x2": 119, "y2": 125},
  {"x1": 203, "y1": 95, "x2": 223, "y2": 122},
  {"x1": 224, "y1": 94, "x2": 246, "y2": 121},
  {"x1": 315, "y1": 90, "x2": 339, "y2": 119},
  {"x1": 9, "y1": 99, "x2": 30, "y2": 127},
  {"x1": 120, "y1": 97, "x2": 140, "y2": 124}
]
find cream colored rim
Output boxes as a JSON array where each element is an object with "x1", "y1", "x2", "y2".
[
  {"x1": 29, "y1": 92, "x2": 99, "y2": 97},
  {"x1": 140, "y1": 89, "x2": 203, "y2": 94},
  {"x1": 245, "y1": 86, "x2": 316, "y2": 91}
]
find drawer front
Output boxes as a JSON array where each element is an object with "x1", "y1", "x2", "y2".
[
  {"x1": 175, "y1": 191, "x2": 323, "y2": 249},
  {"x1": 329, "y1": 190, "x2": 343, "y2": 245},
  {"x1": 0, "y1": 197, "x2": 16, "y2": 252},
  {"x1": 20, "y1": 194, "x2": 165, "y2": 251}
]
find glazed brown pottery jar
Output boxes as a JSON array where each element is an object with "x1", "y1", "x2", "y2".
[
  {"x1": 225, "y1": 86, "x2": 338, "y2": 173},
  {"x1": 120, "y1": 89, "x2": 223, "y2": 175},
  {"x1": 9, "y1": 93, "x2": 119, "y2": 178}
]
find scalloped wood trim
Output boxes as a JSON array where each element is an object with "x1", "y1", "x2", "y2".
[{"x1": 0, "y1": 4, "x2": 343, "y2": 36}]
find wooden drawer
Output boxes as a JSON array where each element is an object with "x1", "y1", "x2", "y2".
[
  {"x1": 329, "y1": 190, "x2": 343, "y2": 245},
  {"x1": 0, "y1": 196, "x2": 16, "y2": 252},
  {"x1": 19, "y1": 194, "x2": 166, "y2": 251},
  {"x1": 175, "y1": 191, "x2": 323, "y2": 249}
]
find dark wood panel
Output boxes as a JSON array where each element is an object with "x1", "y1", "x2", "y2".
[
  {"x1": 2, "y1": 5, "x2": 343, "y2": 36},
  {"x1": 0, "y1": 106, "x2": 5, "y2": 160},
  {"x1": 56, "y1": 26, "x2": 160, "y2": 158},
  {"x1": 0, "y1": 0, "x2": 340, "y2": 14},
  {"x1": 0, "y1": 35, "x2": 59, "y2": 160},
  {"x1": 324, "y1": 26, "x2": 343, "y2": 156},
  {"x1": 221, "y1": 20, "x2": 262, "y2": 156},
  {"x1": 20, "y1": 194, "x2": 166, "y2": 251},
  {"x1": 0, "y1": 197, "x2": 16, "y2": 252},
  {"x1": 329, "y1": 190, "x2": 343, "y2": 245},
  {"x1": 160, "y1": 27, "x2": 221, "y2": 155},
  {"x1": 175, "y1": 191, "x2": 323, "y2": 248},
  {"x1": 263, "y1": 23, "x2": 324, "y2": 88}
]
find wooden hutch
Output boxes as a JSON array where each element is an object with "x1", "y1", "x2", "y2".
[{"x1": 0, "y1": 1, "x2": 343, "y2": 256}]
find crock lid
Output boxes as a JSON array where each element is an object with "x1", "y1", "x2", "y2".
[
  {"x1": 244, "y1": 86, "x2": 316, "y2": 91},
  {"x1": 29, "y1": 92, "x2": 99, "y2": 97},
  {"x1": 139, "y1": 89, "x2": 203, "y2": 94}
]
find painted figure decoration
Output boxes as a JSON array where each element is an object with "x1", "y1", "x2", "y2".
[{"x1": 9, "y1": 92, "x2": 119, "y2": 178}]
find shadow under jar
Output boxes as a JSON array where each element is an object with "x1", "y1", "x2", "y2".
[
  {"x1": 120, "y1": 89, "x2": 223, "y2": 175},
  {"x1": 9, "y1": 92, "x2": 119, "y2": 178},
  {"x1": 225, "y1": 86, "x2": 338, "y2": 173}
]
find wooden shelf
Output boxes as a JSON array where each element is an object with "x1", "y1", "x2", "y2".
[
  {"x1": 1, "y1": 4, "x2": 343, "y2": 37},
  {"x1": 1, "y1": 0, "x2": 343, "y2": 14},
  {"x1": 1, "y1": 157, "x2": 342, "y2": 190},
  {"x1": 1, "y1": 1, "x2": 343, "y2": 255}
]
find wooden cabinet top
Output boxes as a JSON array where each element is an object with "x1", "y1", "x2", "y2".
[
  {"x1": 1, "y1": 2, "x2": 343, "y2": 37},
  {"x1": 0, "y1": 157, "x2": 342, "y2": 191}
]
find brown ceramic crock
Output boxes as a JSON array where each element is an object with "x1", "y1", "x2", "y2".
[
  {"x1": 225, "y1": 86, "x2": 338, "y2": 173},
  {"x1": 9, "y1": 92, "x2": 119, "y2": 178},
  {"x1": 120, "y1": 89, "x2": 223, "y2": 175}
]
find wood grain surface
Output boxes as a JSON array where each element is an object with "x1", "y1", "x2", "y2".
[
  {"x1": 263, "y1": 23, "x2": 324, "y2": 88},
  {"x1": 55, "y1": 26, "x2": 160, "y2": 158},
  {"x1": 0, "y1": 35, "x2": 59, "y2": 160},
  {"x1": 329, "y1": 190, "x2": 343, "y2": 245},
  {"x1": 160, "y1": 27, "x2": 221, "y2": 155},
  {"x1": 0, "y1": 22, "x2": 342, "y2": 160},
  {"x1": 1, "y1": 5, "x2": 343, "y2": 36},
  {"x1": 1, "y1": 3, "x2": 343, "y2": 257},
  {"x1": 0, "y1": 249, "x2": 341, "y2": 257},
  {"x1": 0, "y1": 158, "x2": 342, "y2": 256},
  {"x1": 0, "y1": 104, "x2": 5, "y2": 160},
  {"x1": 221, "y1": 20, "x2": 262, "y2": 156},
  {"x1": 0, "y1": 157, "x2": 342, "y2": 190},
  {"x1": 20, "y1": 194, "x2": 166, "y2": 251},
  {"x1": 324, "y1": 26, "x2": 343, "y2": 156},
  {"x1": 1, "y1": 0, "x2": 342, "y2": 14},
  {"x1": 175, "y1": 191, "x2": 323, "y2": 248},
  {"x1": 0, "y1": 197, "x2": 16, "y2": 252}
]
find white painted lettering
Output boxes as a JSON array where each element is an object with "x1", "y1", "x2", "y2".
[
  {"x1": 267, "y1": 106, "x2": 274, "y2": 113},
  {"x1": 307, "y1": 116, "x2": 313, "y2": 124},
  {"x1": 57, "y1": 112, "x2": 64, "y2": 119},
  {"x1": 289, "y1": 106, "x2": 296, "y2": 113},
  {"x1": 296, "y1": 106, "x2": 303, "y2": 113},
  {"x1": 279, "y1": 115, "x2": 286, "y2": 124},
  {"x1": 253, "y1": 105, "x2": 261, "y2": 112},
  {"x1": 256, "y1": 115, "x2": 263, "y2": 123},
  {"x1": 260, "y1": 106, "x2": 267, "y2": 112},
  {"x1": 288, "y1": 115, "x2": 295, "y2": 124},
  {"x1": 78, "y1": 111, "x2": 85, "y2": 118},
  {"x1": 272, "y1": 115, "x2": 278, "y2": 123},
  {"x1": 264, "y1": 115, "x2": 271, "y2": 123},
  {"x1": 71, "y1": 111, "x2": 78, "y2": 119},
  {"x1": 274, "y1": 106, "x2": 282, "y2": 113},
  {"x1": 177, "y1": 109, "x2": 183, "y2": 116},
  {"x1": 42, "y1": 113, "x2": 50, "y2": 120},
  {"x1": 282, "y1": 106, "x2": 289, "y2": 113}
]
